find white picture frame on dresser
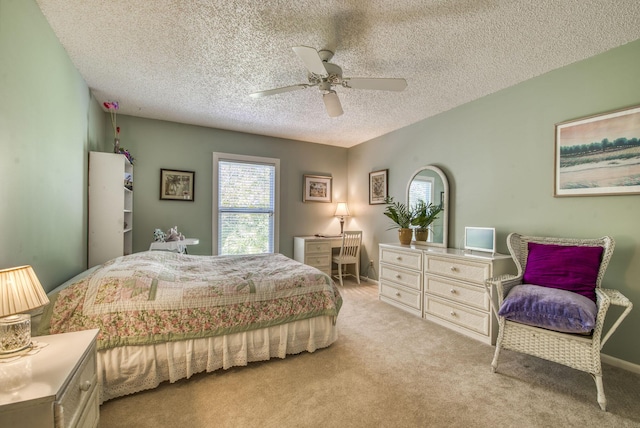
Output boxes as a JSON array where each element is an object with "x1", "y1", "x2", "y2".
[{"x1": 379, "y1": 243, "x2": 516, "y2": 345}]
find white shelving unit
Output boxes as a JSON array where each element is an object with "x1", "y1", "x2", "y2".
[{"x1": 88, "y1": 151, "x2": 133, "y2": 268}]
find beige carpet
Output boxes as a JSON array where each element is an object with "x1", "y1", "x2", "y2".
[{"x1": 98, "y1": 280, "x2": 640, "y2": 428}]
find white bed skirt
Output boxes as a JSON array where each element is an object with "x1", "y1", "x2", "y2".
[{"x1": 98, "y1": 315, "x2": 338, "y2": 403}]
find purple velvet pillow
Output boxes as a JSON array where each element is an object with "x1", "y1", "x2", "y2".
[
  {"x1": 523, "y1": 242, "x2": 603, "y2": 302},
  {"x1": 499, "y1": 284, "x2": 597, "y2": 334}
]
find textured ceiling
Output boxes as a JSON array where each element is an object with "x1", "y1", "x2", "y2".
[{"x1": 36, "y1": 0, "x2": 640, "y2": 148}]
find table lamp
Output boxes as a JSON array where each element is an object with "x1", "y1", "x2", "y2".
[
  {"x1": 334, "y1": 202, "x2": 351, "y2": 235},
  {"x1": 0, "y1": 266, "x2": 50, "y2": 357}
]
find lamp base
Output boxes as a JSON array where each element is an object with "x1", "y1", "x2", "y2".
[{"x1": 0, "y1": 314, "x2": 32, "y2": 356}]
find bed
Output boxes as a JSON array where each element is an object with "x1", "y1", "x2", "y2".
[{"x1": 36, "y1": 251, "x2": 342, "y2": 403}]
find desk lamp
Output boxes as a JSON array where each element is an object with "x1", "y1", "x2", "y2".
[
  {"x1": 0, "y1": 266, "x2": 49, "y2": 357},
  {"x1": 334, "y1": 202, "x2": 351, "y2": 235}
]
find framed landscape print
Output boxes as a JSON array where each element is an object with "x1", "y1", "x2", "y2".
[
  {"x1": 160, "y1": 169, "x2": 195, "y2": 201},
  {"x1": 369, "y1": 169, "x2": 388, "y2": 204},
  {"x1": 555, "y1": 105, "x2": 640, "y2": 197},
  {"x1": 303, "y1": 175, "x2": 332, "y2": 202}
]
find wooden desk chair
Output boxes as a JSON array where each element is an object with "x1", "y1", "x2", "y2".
[
  {"x1": 332, "y1": 231, "x2": 362, "y2": 286},
  {"x1": 485, "y1": 233, "x2": 632, "y2": 410}
]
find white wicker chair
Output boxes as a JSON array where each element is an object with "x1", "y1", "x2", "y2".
[{"x1": 485, "y1": 233, "x2": 632, "y2": 411}]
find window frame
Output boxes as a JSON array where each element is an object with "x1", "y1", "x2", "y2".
[{"x1": 212, "y1": 152, "x2": 280, "y2": 256}]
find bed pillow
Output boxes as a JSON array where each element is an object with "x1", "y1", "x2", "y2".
[
  {"x1": 522, "y1": 242, "x2": 603, "y2": 302},
  {"x1": 498, "y1": 284, "x2": 597, "y2": 334}
]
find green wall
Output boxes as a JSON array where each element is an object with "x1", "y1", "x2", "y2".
[
  {"x1": 4, "y1": 0, "x2": 639, "y2": 365},
  {"x1": 348, "y1": 39, "x2": 640, "y2": 364},
  {"x1": 114, "y1": 115, "x2": 348, "y2": 258},
  {"x1": 0, "y1": 0, "x2": 105, "y2": 289}
]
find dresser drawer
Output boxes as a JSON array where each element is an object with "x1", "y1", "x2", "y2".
[
  {"x1": 380, "y1": 281, "x2": 421, "y2": 311},
  {"x1": 305, "y1": 254, "x2": 331, "y2": 269},
  {"x1": 380, "y1": 264, "x2": 421, "y2": 290},
  {"x1": 424, "y1": 275, "x2": 489, "y2": 311},
  {"x1": 424, "y1": 295, "x2": 490, "y2": 336},
  {"x1": 380, "y1": 247, "x2": 422, "y2": 270},
  {"x1": 56, "y1": 342, "x2": 97, "y2": 428},
  {"x1": 425, "y1": 255, "x2": 490, "y2": 284},
  {"x1": 75, "y1": 384, "x2": 100, "y2": 428},
  {"x1": 305, "y1": 240, "x2": 332, "y2": 254}
]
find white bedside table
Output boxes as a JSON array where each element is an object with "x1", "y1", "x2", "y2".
[{"x1": 0, "y1": 329, "x2": 100, "y2": 428}]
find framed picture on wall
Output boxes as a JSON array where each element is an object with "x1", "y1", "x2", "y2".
[
  {"x1": 369, "y1": 169, "x2": 388, "y2": 204},
  {"x1": 303, "y1": 175, "x2": 332, "y2": 203},
  {"x1": 160, "y1": 169, "x2": 195, "y2": 201},
  {"x1": 554, "y1": 104, "x2": 640, "y2": 197}
]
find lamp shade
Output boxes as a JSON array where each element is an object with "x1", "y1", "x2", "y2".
[
  {"x1": 334, "y1": 202, "x2": 351, "y2": 217},
  {"x1": 0, "y1": 266, "x2": 50, "y2": 317}
]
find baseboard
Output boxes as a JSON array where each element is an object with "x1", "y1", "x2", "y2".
[
  {"x1": 601, "y1": 353, "x2": 640, "y2": 374},
  {"x1": 359, "y1": 276, "x2": 379, "y2": 284}
]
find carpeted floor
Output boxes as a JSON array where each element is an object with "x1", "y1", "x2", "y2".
[{"x1": 98, "y1": 279, "x2": 640, "y2": 427}]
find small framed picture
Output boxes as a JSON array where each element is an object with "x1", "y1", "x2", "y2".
[
  {"x1": 303, "y1": 175, "x2": 332, "y2": 203},
  {"x1": 369, "y1": 169, "x2": 388, "y2": 204},
  {"x1": 160, "y1": 169, "x2": 195, "y2": 201}
]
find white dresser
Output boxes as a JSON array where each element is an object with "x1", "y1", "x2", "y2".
[
  {"x1": 379, "y1": 243, "x2": 515, "y2": 345},
  {"x1": 0, "y1": 329, "x2": 100, "y2": 428}
]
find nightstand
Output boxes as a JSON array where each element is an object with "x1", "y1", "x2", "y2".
[{"x1": 0, "y1": 329, "x2": 100, "y2": 428}]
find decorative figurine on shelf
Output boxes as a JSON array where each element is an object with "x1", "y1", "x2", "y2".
[{"x1": 153, "y1": 228, "x2": 166, "y2": 242}]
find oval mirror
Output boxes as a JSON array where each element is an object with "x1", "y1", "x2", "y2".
[{"x1": 406, "y1": 165, "x2": 449, "y2": 248}]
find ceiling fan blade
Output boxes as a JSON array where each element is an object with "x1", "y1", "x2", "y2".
[
  {"x1": 292, "y1": 46, "x2": 328, "y2": 77},
  {"x1": 249, "y1": 84, "x2": 309, "y2": 98},
  {"x1": 322, "y1": 91, "x2": 343, "y2": 117},
  {"x1": 343, "y1": 78, "x2": 407, "y2": 91}
]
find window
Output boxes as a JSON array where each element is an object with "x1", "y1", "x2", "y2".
[
  {"x1": 409, "y1": 176, "x2": 435, "y2": 206},
  {"x1": 212, "y1": 153, "x2": 279, "y2": 255}
]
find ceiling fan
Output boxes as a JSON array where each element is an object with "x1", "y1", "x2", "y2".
[{"x1": 249, "y1": 46, "x2": 407, "y2": 117}]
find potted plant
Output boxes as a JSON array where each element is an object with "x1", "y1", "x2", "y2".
[
  {"x1": 383, "y1": 197, "x2": 415, "y2": 245},
  {"x1": 411, "y1": 200, "x2": 443, "y2": 242}
]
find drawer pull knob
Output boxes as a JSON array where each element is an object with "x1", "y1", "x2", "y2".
[
  {"x1": 395, "y1": 292, "x2": 401, "y2": 297},
  {"x1": 450, "y1": 289, "x2": 456, "y2": 294},
  {"x1": 395, "y1": 274, "x2": 402, "y2": 279},
  {"x1": 396, "y1": 256, "x2": 402, "y2": 260},
  {"x1": 80, "y1": 380, "x2": 92, "y2": 391},
  {"x1": 450, "y1": 311, "x2": 457, "y2": 317},
  {"x1": 450, "y1": 266, "x2": 458, "y2": 272}
]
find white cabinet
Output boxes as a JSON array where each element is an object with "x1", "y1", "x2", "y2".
[
  {"x1": 89, "y1": 151, "x2": 133, "y2": 268},
  {"x1": 0, "y1": 329, "x2": 100, "y2": 428},
  {"x1": 379, "y1": 244, "x2": 515, "y2": 345}
]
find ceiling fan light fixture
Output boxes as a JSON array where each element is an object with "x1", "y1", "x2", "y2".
[
  {"x1": 250, "y1": 46, "x2": 406, "y2": 117},
  {"x1": 318, "y1": 81, "x2": 333, "y2": 94}
]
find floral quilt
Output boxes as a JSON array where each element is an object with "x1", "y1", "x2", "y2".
[{"x1": 40, "y1": 252, "x2": 342, "y2": 350}]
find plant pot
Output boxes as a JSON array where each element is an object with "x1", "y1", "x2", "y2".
[
  {"x1": 398, "y1": 228, "x2": 413, "y2": 245},
  {"x1": 414, "y1": 229, "x2": 429, "y2": 241}
]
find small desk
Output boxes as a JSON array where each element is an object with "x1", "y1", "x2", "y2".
[
  {"x1": 149, "y1": 238, "x2": 199, "y2": 254},
  {"x1": 293, "y1": 235, "x2": 346, "y2": 276}
]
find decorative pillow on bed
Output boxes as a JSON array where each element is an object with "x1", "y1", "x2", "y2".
[
  {"x1": 522, "y1": 242, "x2": 603, "y2": 302},
  {"x1": 498, "y1": 284, "x2": 597, "y2": 334}
]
